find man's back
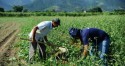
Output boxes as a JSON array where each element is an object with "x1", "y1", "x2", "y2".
[
  {"x1": 80, "y1": 28, "x2": 109, "y2": 44},
  {"x1": 29, "y1": 21, "x2": 52, "y2": 39}
]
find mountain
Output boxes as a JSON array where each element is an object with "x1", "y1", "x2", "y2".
[
  {"x1": 0, "y1": 0, "x2": 33, "y2": 10},
  {"x1": 102, "y1": 0, "x2": 125, "y2": 11},
  {"x1": 24, "y1": 0, "x2": 125, "y2": 11},
  {"x1": 24, "y1": 0, "x2": 87, "y2": 11},
  {"x1": 0, "y1": 0, "x2": 125, "y2": 11}
]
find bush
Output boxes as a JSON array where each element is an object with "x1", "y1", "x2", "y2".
[{"x1": 0, "y1": 7, "x2": 4, "y2": 12}]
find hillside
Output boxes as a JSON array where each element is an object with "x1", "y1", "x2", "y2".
[{"x1": 0, "y1": 0, "x2": 125, "y2": 11}]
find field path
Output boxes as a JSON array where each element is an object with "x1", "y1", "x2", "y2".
[
  {"x1": 0, "y1": 22, "x2": 20, "y2": 66},
  {"x1": 0, "y1": 30, "x2": 19, "y2": 57}
]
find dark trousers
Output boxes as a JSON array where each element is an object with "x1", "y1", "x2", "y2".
[{"x1": 29, "y1": 39, "x2": 46, "y2": 62}]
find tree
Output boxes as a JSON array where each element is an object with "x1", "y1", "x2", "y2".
[
  {"x1": 23, "y1": 9, "x2": 28, "y2": 12},
  {"x1": 87, "y1": 7, "x2": 103, "y2": 12},
  {"x1": 13, "y1": 5, "x2": 23, "y2": 12},
  {"x1": 114, "y1": 9, "x2": 125, "y2": 13},
  {"x1": 0, "y1": 7, "x2": 4, "y2": 12}
]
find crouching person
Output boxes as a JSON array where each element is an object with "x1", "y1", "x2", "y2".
[{"x1": 69, "y1": 27, "x2": 110, "y2": 66}]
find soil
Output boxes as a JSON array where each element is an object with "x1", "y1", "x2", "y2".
[{"x1": 0, "y1": 22, "x2": 20, "y2": 66}]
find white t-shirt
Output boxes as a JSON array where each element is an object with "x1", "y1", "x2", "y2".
[{"x1": 29, "y1": 21, "x2": 52, "y2": 41}]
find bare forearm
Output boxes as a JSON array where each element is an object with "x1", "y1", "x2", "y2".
[
  {"x1": 32, "y1": 26, "x2": 38, "y2": 41},
  {"x1": 83, "y1": 50, "x2": 88, "y2": 57},
  {"x1": 82, "y1": 45, "x2": 89, "y2": 57}
]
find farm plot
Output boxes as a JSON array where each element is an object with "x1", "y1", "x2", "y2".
[{"x1": 0, "y1": 15, "x2": 125, "y2": 66}]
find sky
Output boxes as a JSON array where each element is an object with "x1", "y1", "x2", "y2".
[{"x1": 0, "y1": 0, "x2": 34, "y2": 6}]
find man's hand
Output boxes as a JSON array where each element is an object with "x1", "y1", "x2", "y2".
[
  {"x1": 82, "y1": 45, "x2": 89, "y2": 57},
  {"x1": 31, "y1": 38, "x2": 37, "y2": 44},
  {"x1": 44, "y1": 36, "x2": 53, "y2": 46},
  {"x1": 46, "y1": 41, "x2": 52, "y2": 46}
]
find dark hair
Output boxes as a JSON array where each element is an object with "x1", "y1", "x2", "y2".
[{"x1": 52, "y1": 18, "x2": 60, "y2": 25}]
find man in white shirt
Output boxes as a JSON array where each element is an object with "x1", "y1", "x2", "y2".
[{"x1": 29, "y1": 18, "x2": 60, "y2": 62}]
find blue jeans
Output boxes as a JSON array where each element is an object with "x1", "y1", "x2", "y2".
[{"x1": 89, "y1": 38, "x2": 110, "y2": 65}]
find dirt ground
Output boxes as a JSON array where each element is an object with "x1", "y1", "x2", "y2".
[{"x1": 0, "y1": 22, "x2": 20, "y2": 66}]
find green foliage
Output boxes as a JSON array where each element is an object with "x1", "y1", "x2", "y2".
[
  {"x1": 23, "y1": 9, "x2": 28, "y2": 12},
  {"x1": 0, "y1": 15, "x2": 125, "y2": 65},
  {"x1": 113, "y1": 9, "x2": 125, "y2": 15},
  {"x1": 0, "y1": 12, "x2": 125, "y2": 17},
  {"x1": 87, "y1": 7, "x2": 103, "y2": 12},
  {"x1": 0, "y1": 7, "x2": 4, "y2": 12},
  {"x1": 13, "y1": 5, "x2": 23, "y2": 12}
]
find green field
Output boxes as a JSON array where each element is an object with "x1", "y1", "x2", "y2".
[{"x1": 0, "y1": 15, "x2": 125, "y2": 66}]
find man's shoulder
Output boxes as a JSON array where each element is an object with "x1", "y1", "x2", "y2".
[
  {"x1": 38, "y1": 21, "x2": 52, "y2": 26},
  {"x1": 80, "y1": 28, "x2": 90, "y2": 37},
  {"x1": 39, "y1": 21, "x2": 51, "y2": 23},
  {"x1": 81, "y1": 28, "x2": 89, "y2": 33},
  {"x1": 42, "y1": 21, "x2": 52, "y2": 23}
]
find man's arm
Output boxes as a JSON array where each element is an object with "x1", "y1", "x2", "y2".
[
  {"x1": 32, "y1": 26, "x2": 38, "y2": 42},
  {"x1": 44, "y1": 36, "x2": 52, "y2": 46},
  {"x1": 77, "y1": 44, "x2": 89, "y2": 62},
  {"x1": 44, "y1": 36, "x2": 48, "y2": 42},
  {"x1": 82, "y1": 44, "x2": 89, "y2": 58},
  {"x1": 83, "y1": 45, "x2": 89, "y2": 56},
  {"x1": 80, "y1": 38, "x2": 88, "y2": 57},
  {"x1": 44, "y1": 36, "x2": 57, "y2": 47},
  {"x1": 79, "y1": 36, "x2": 89, "y2": 57}
]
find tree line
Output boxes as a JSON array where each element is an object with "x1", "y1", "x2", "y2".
[
  {"x1": 1, "y1": 5, "x2": 125, "y2": 13},
  {"x1": 0, "y1": 6, "x2": 104, "y2": 12},
  {"x1": 0, "y1": 6, "x2": 125, "y2": 17},
  {"x1": 0, "y1": 5, "x2": 28, "y2": 12}
]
